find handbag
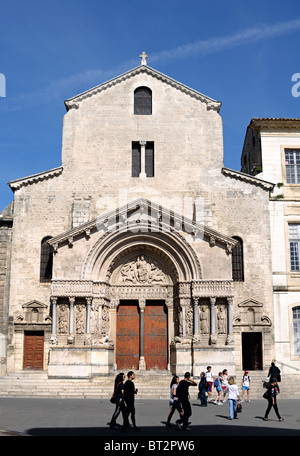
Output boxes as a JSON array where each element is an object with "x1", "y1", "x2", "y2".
[
  {"x1": 262, "y1": 391, "x2": 269, "y2": 400},
  {"x1": 110, "y1": 395, "x2": 117, "y2": 404},
  {"x1": 237, "y1": 401, "x2": 242, "y2": 413}
]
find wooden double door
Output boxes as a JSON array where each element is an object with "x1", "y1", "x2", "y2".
[{"x1": 116, "y1": 300, "x2": 168, "y2": 370}]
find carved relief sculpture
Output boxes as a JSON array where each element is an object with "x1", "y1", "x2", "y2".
[
  {"x1": 58, "y1": 305, "x2": 68, "y2": 334},
  {"x1": 120, "y1": 256, "x2": 165, "y2": 284},
  {"x1": 217, "y1": 306, "x2": 226, "y2": 334},
  {"x1": 185, "y1": 305, "x2": 194, "y2": 336},
  {"x1": 91, "y1": 302, "x2": 99, "y2": 335},
  {"x1": 76, "y1": 304, "x2": 85, "y2": 334},
  {"x1": 200, "y1": 306, "x2": 209, "y2": 334},
  {"x1": 101, "y1": 303, "x2": 110, "y2": 337}
]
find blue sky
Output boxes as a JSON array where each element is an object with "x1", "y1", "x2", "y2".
[{"x1": 1, "y1": 0, "x2": 300, "y2": 211}]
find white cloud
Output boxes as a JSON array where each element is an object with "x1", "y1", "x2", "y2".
[
  {"x1": 3, "y1": 17, "x2": 300, "y2": 111},
  {"x1": 149, "y1": 17, "x2": 300, "y2": 63}
]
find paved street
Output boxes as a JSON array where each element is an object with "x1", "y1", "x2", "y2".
[{"x1": 0, "y1": 397, "x2": 299, "y2": 440}]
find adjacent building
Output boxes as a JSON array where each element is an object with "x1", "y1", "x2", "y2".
[{"x1": 242, "y1": 118, "x2": 300, "y2": 374}]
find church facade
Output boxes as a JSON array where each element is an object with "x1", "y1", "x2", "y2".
[{"x1": 0, "y1": 55, "x2": 276, "y2": 378}]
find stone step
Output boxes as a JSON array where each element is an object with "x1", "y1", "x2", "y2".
[{"x1": 0, "y1": 370, "x2": 299, "y2": 399}]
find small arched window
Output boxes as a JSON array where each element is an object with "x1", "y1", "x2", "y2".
[
  {"x1": 232, "y1": 236, "x2": 244, "y2": 282},
  {"x1": 134, "y1": 86, "x2": 152, "y2": 115},
  {"x1": 40, "y1": 236, "x2": 53, "y2": 282}
]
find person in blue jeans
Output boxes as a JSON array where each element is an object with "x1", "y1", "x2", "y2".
[{"x1": 224, "y1": 376, "x2": 240, "y2": 420}]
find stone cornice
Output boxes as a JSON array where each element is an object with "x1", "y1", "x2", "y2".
[
  {"x1": 64, "y1": 65, "x2": 222, "y2": 112},
  {"x1": 249, "y1": 117, "x2": 300, "y2": 132},
  {"x1": 222, "y1": 167, "x2": 274, "y2": 191},
  {"x1": 48, "y1": 197, "x2": 237, "y2": 253},
  {"x1": 8, "y1": 166, "x2": 63, "y2": 191}
]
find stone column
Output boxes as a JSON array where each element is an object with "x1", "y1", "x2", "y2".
[
  {"x1": 86, "y1": 297, "x2": 92, "y2": 334},
  {"x1": 210, "y1": 297, "x2": 217, "y2": 344},
  {"x1": 227, "y1": 298, "x2": 233, "y2": 334},
  {"x1": 51, "y1": 297, "x2": 57, "y2": 335},
  {"x1": 69, "y1": 297, "x2": 75, "y2": 334},
  {"x1": 226, "y1": 297, "x2": 234, "y2": 345},
  {"x1": 193, "y1": 298, "x2": 199, "y2": 335},
  {"x1": 139, "y1": 299, "x2": 146, "y2": 370},
  {"x1": 139, "y1": 140, "x2": 147, "y2": 178},
  {"x1": 182, "y1": 305, "x2": 186, "y2": 337},
  {"x1": 166, "y1": 299, "x2": 173, "y2": 372}
]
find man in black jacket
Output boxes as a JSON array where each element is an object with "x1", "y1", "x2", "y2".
[
  {"x1": 268, "y1": 362, "x2": 281, "y2": 382},
  {"x1": 123, "y1": 371, "x2": 140, "y2": 432},
  {"x1": 175, "y1": 372, "x2": 197, "y2": 430}
]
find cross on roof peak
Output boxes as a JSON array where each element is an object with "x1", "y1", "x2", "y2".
[{"x1": 139, "y1": 52, "x2": 148, "y2": 65}]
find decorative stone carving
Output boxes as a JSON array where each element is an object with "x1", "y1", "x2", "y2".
[
  {"x1": 91, "y1": 302, "x2": 100, "y2": 335},
  {"x1": 76, "y1": 304, "x2": 85, "y2": 334},
  {"x1": 217, "y1": 305, "x2": 227, "y2": 334},
  {"x1": 199, "y1": 306, "x2": 209, "y2": 334},
  {"x1": 185, "y1": 305, "x2": 194, "y2": 336},
  {"x1": 234, "y1": 298, "x2": 272, "y2": 328},
  {"x1": 100, "y1": 303, "x2": 110, "y2": 337},
  {"x1": 120, "y1": 255, "x2": 166, "y2": 284},
  {"x1": 58, "y1": 304, "x2": 68, "y2": 334}
]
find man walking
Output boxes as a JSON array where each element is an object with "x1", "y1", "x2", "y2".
[
  {"x1": 175, "y1": 372, "x2": 197, "y2": 431},
  {"x1": 123, "y1": 371, "x2": 140, "y2": 432}
]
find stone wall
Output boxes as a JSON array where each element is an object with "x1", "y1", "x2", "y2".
[{"x1": 5, "y1": 67, "x2": 276, "y2": 374}]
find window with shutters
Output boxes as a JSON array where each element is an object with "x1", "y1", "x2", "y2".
[
  {"x1": 40, "y1": 236, "x2": 53, "y2": 282},
  {"x1": 293, "y1": 307, "x2": 300, "y2": 355},
  {"x1": 134, "y1": 87, "x2": 152, "y2": 115},
  {"x1": 232, "y1": 236, "x2": 244, "y2": 281},
  {"x1": 289, "y1": 224, "x2": 300, "y2": 271},
  {"x1": 285, "y1": 149, "x2": 300, "y2": 184}
]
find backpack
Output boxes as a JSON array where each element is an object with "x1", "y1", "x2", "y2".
[{"x1": 214, "y1": 379, "x2": 219, "y2": 387}]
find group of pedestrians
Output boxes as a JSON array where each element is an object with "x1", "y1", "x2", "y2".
[
  {"x1": 195, "y1": 366, "x2": 244, "y2": 420},
  {"x1": 109, "y1": 363, "x2": 284, "y2": 431},
  {"x1": 109, "y1": 371, "x2": 140, "y2": 432}
]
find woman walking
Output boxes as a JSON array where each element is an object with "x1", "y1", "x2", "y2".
[
  {"x1": 224, "y1": 376, "x2": 240, "y2": 420},
  {"x1": 166, "y1": 376, "x2": 183, "y2": 426},
  {"x1": 110, "y1": 372, "x2": 126, "y2": 428},
  {"x1": 263, "y1": 378, "x2": 284, "y2": 422}
]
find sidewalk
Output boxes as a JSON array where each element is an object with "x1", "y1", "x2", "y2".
[{"x1": 0, "y1": 397, "x2": 299, "y2": 437}]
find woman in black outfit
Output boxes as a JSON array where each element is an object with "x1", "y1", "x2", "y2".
[
  {"x1": 263, "y1": 378, "x2": 284, "y2": 422},
  {"x1": 110, "y1": 372, "x2": 126, "y2": 428}
]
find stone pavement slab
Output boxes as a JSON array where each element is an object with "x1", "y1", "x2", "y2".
[{"x1": 0, "y1": 397, "x2": 299, "y2": 441}]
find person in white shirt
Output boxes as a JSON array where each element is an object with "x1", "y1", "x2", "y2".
[
  {"x1": 205, "y1": 366, "x2": 215, "y2": 402},
  {"x1": 221, "y1": 369, "x2": 229, "y2": 403},
  {"x1": 241, "y1": 370, "x2": 251, "y2": 402},
  {"x1": 224, "y1": 376, "x2": 240, "y2": 420}
]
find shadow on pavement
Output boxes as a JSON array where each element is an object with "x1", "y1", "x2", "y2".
[{"x1": 26, "y1": 423, "x2": 300, "y2": 437}]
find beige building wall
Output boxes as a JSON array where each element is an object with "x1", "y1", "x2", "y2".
[{"x1": 242, "y1": 119, "x2": 300, "y2": 374}]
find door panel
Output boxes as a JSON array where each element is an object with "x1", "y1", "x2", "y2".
[
  {"x1": 116, "y1": 302, "x2": 140, "y2": 370},
  {"x1": 23, "y1": 332, "x2": 44, "y2": 370},
  {"x1": 144, "y1": 303, "x2": 168, "y2": 370}
]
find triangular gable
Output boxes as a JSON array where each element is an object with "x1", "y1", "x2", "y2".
[
  {"x1": 47, "y1": 197, "x2": 237, "y2": 253},
  {"x1": 22, "y1": 300, "x2": 48, "y2": 309},
  {"x1": 64, "y1": 65, "x2": 222, "y2": 112}
]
